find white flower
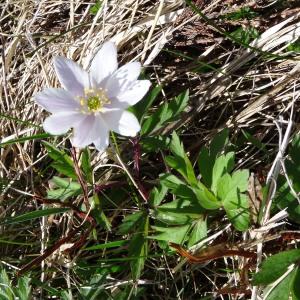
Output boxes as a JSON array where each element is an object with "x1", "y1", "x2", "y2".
[{"x1": 35, "y1": 41, "x2": 151, "y2": 151}]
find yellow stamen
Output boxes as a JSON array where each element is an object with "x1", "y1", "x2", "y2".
[{"x1": 79, "y1": 88, "x2": 110, "y2": 113}]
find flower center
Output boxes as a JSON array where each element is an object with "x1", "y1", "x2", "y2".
[
  {"x1": 87, "y1": 96, "x2": 101, "y2": 111},
  {"x1": 79, "y1": 88, "x2": 110, "y2": 113}
]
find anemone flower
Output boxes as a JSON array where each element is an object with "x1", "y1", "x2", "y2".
[{"x1": 35, "y1": 41, "x2": 151, "y2": 150}]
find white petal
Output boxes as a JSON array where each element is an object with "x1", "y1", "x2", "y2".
[
  {"x1": 43, "y1": 112, "x2": 84, "y2": 135},
  {"x1": 105, "y1": 62, "x2": 141, "y2": 98},
  {"x1": 35, "y1": 88, "x2": 80, "y2": 113},
  {"x1": 102, "y1": 109, "x2": 140, "y2": 136},
  {"x1": 93, "y1": 133, "x2": 109, "y2": 151},
  {"x1": 53, "y1": 56, "x2": 89, "y2": 97},
  {"x1": 112, "y1": 80, "x2": 151, "y2": 108},
  {"x1": 72, "y1": 115, "x2": 107, "y2": 148},
  {"x1": 90, "y1": 41, "x2": 118, "y2": 85}
]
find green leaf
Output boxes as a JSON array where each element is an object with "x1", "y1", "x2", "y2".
[
  {"x1": 117, "y1": 211, "x2": 144, "y2": 235},
  {"x1": 0, "y1": 133, "x2": 50, "y2": 148},
  {"x1": 43, "y1": 142, "x2": 77, "y2": 179},
  {"x1": 188, "y1": 217, "x2": 207, "y2": 247},
  {"x1": 253, "y1": 249, "x2": 300, "y2": 285},
  {"x1": 216, "y1": 173, "x2": 232, "y2": 200},
  {"x1": 166, "y1": 132, "x2": 197, "y2": 186},
  {"x1": 223, "y1": 7, "x2": 258, "y2": 20},
  {"x1": 287, "y1": 41, "x2": 300, "y2": 53},
  {"x1": 274, "y1": 134, "x2": 300, "y2": 223},
  {"x1": 141, "y1": 135, "x2": 171, "y2": 152},
  {"x1": 210, "y1": 129, "x2": 229, "y2": 158},
  {"x1": 129, "y1": 215, "x2": 149, "y2": 280},
  {"x1": 230, "y1": 26, "x2": 259, "y2": 44},
  {"x1": 79, "y1": 274, "x2": 107, "y2": 299},
  {"x1": 241, "y1": 129, "x2": 267, "y2": 154},
  {"x1": 153, "y1": 199, "x2": 202, "y2": 225},
  {"x1": 91, "y1": 194, "x2": 112, "y2": 231},
  {"x1": 266, "y1": 267, "x2": 297, "y2": 300},
  {"x1": 149, "y1": 184, "x2": 168, "y2": 207},
  {"x1": 131, "y1": 85, "x2": 162, "y2": 122},
  {"x1": 15, "y1": 276, "x2": 32, "y2": 300},
  {"x1": 47, "y1": 177, "x2": 81, "y2": 201},
  {"x1": 231, "y1": 169, "x2": 249, "y2": 192},
  {"x1": 141, "y1": 90, "x2": 189, "y2": 135},
  {"x1": 1, "y1": 208, "x2": 69, "y2": 225},
  {"x1": 211, "y1": 152, "x2": 235, "y2": 194},
  {"x1": 198, "y1": 129, "x2": 229, "y2": 187},
  {"x1": 0, "y1": 269, "x2": 14, "y2": 300},
  {"x1": 160, "y1": 173, "x2": 200, "y2": 204},
  {"x1": 223, "y1": 189, "x2": 250, "y2": 231},
  {"x1": 84, "y1": 240, "x2": 128, "y2": 251},
  {"x1": 217, "y1": 170, "x2": 249, "y2": 200},
  {"x1": 292, "y1": 266, "x2": 300, "y2": 299},
  {"x1": 81, "y1": 148, "x2": 93, "y2": 183},
  {"x1": 89, "y1": 1, "x2": 102, "y2": 15},
  {"x1": 193, "y1": 184, "x2": 221, "y2": 210},
  {"x1": 151, "y1": 224, "x2": 191, "y2": 244}
]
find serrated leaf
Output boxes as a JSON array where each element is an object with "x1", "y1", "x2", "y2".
[
  {"x1": 193, "y1": 184, "x2": 221, "y2": 210},
  {"x1": 166, "y1": 132, "x2": 197, "y2": 186},
  {"x1": 160, "y1": 174, "x2": 200, "y2": 203},
  {"x1": 231, "y1": 169, "x2": 249, "y2": 192},
  {"x1": 211, "y1": 152, "x2": 235, "y2": 194},
  {"x1": 153, "y1": 199, "x2": 202, "y2": 225},
  {"x1": 151, "y1": 224, "x2": 191, "y2": 244},
  {"x1": 223, "y1": 189, "x2": 249, "y2": 231},
  {"x1": 188, "y1": 217, "x2": 207, "y2": 247},
  {"x1": 198, "y1": 147, "x2": 213, "y2": 186},
  {"x1": 149, "y1": 184, "x2": 168, "y2": 207},
  {"x1": 43, "y1": 142, "x2": 76, "y2": 179},
  {"x1": 253, "y1": 249, "x2": 300, "y2": 285},
  {"x1": 216, "y1": 173, "x2": 232, "y2": 200},
  {"x1": 198, "y1": 129, "x2": 229, "y2": 187},
  {"x1": 217, "y1": 170, "x2": 249, "y2": 200}
]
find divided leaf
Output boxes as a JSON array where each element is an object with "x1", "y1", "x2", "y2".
[
  {"x1": 198, "y1": 129, "x2": 229, "y2": 187},
  {"x1": 165, "y1": 132, "x2": 197, "y2": 186},
  {"x1": 222, "y1": 188, "x2": 250, "y2": 231},
  {"x1": 151, "y1": 224, "x2": 191, "y2": 244},
  {"x1": 211, "y1": 152, "x2": 235, "y2": 194}
]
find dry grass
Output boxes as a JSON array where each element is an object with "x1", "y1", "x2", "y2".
[{"x1": 1, "y1": 0, "x2": 300, "y2": 298}]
